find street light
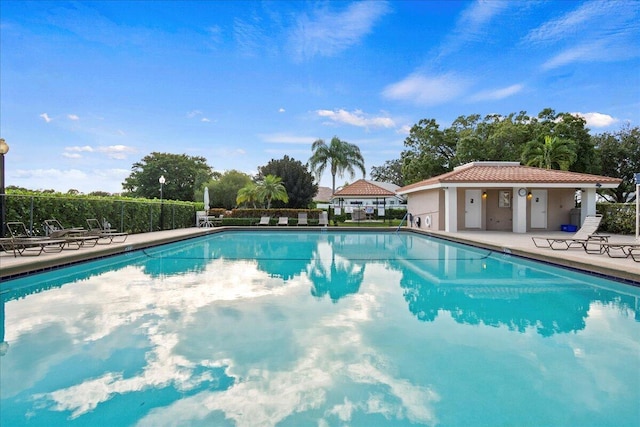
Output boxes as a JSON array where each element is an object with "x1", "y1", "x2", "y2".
[
  {"x1": 0, "y1": 138, "x2": 9, "y2": 239},
  {"x1": 159, "y1": 175, "x2": 166, "y2": 230}
]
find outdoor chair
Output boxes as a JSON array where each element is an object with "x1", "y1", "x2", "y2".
[
  {"x1": 585, "y1": 241, "x2": 640, "y2": 258},
  {"x1": 297, "y1": 212, "x2": 308, "y2": 226},
  {"x1": 196, "y1": 211, "x2": 213, "y2": 227},
  {"x1": 42, "y1": 219, "x2": 100, "y2": 249},
  {"x1": 86, "y1": 218, "x2": 129, "y2": 244},
  {"x1": 630, "y1": 247, "x2": 640, "y2": 262},
  {"x1": 4, "y1": 221, "x2": 67, "y2": 256},
  {"x1": 258, "y1": 216, "x2": 270, "y2": 226},
  {"x1": 531, "y1": 215, "x2": 608, "y2": 250},
  {"x1": 318, "y1": 212, "x2": 328, "y2": 227},
  {"x1": 212, "y1": 214, "x2": 223, "y2": 227},
  {"x1": 277, "y1": 217, "x2": 289, "y2": 226}
]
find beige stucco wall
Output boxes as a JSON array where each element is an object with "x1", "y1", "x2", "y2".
[
  {"x1": 406, "y1": 189, "x2": 443, "y2": 230},
  {"x1": 543, "y1": 189, "x2": 577, "y2": 231},
  {"x1": 485, "y1": 189, "x2": 513, "y2": 231},
  {"x1": 406, "y1": 187, "x2": 579, "y2": 233}
]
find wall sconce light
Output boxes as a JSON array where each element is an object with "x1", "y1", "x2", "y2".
[
  {"x1": 527, "y1": 191, "x2": 532, "y2": 199},
  {"x1": 482, "y1": 191, "x2": 487, "y2": 199},
  {"x1": 595, "y1": 183, "x2": 602, "y2": 189}
]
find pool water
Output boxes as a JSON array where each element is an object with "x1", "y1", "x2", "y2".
[{"x1": 1, "y1": 230, "x2": 639, "y2": 426}]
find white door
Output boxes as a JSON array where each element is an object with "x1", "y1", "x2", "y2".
[
  {"x1": 465, "y1": 190, "x2": 482, "y2": 228},
  {"x1": 530, "y1": 189, "x2": 547, "y2": 229}
]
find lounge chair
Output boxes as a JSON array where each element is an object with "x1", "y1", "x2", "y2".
[
  {"x1": 42, "y1": 219, "x2": 100, "y2": 248},
  {"x1": 277, "y1": 217, "x2": 289, "y2": 226},
  {"x1": 585, "y1": 241, "x2": 640, "y2": 258},
  {"x1": 297, "y1": 212, "x2": 308, "y2": 226},
  {"x1": 531, "y1": 215, "x2": 608, "y2": 250},
  {"x1": 211, "y1": 214, "x2": 223, "y2": 227},
  {"x1": 4, "y1": 222, "x2": 67, "y2": 256},
  {"x1": 258, "y1": 216, "x2": 270, "y2": 226},
  {"x1": 86, "y1": 218, "x2": 128, "y2": 244},
  {"x1": 630, "y1": 247, "x2": 640, "y2": 262},
  {"x1": 318, "y1": 212, "x2": 328, "y2": 227}
]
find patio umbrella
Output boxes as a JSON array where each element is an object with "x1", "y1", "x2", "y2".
[{"x1": 204, "y1": 187, "x2": 210, "y2": 212}]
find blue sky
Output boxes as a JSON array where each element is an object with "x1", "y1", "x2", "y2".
[{"x1": 1, "y1": 0, "x2": 639, "y2": 194}]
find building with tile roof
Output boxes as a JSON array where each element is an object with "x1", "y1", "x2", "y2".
[
  {"x1": 331, "y1": 179, "x2": 406, "y2": 217},
  {"x1": 397, "y1": 162, "x2": 621, "y2": 233}
]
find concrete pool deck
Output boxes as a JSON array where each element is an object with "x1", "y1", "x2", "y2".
[{"x1": 1, "y1": 226, "x2": 639, "y2": 285}]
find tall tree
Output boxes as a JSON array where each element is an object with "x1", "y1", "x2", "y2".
[
  {"x1": 256, "y1": 174, "x2": 289, "y2": 209},
  {"x1": 401, "y1": 118, "x2": 457, "y2": 184},
  {"x1": 236, "y1": 182, "x2": 259, "y2": 208},
  {"x1": 594, "y1": 124, "x2": 640, "y2": 202},
  {"x1": 122, "y1": 152, "x2": 213, "y2": 201},
  {"x1": 521, "y1": 135, "x2": 576, "y2": 170},
  {"x1": 198, "y1": 170, "x2": 252, "y2": 210},
  {"x1": 309, "y1": 136, "x2": 365, "y2": 194},
  {"x1": 257, "y1": 156, "x2": 318, "y2": 208},
  {"x1": 370, "y1": 159, "x2": 404, "y2": 186}
]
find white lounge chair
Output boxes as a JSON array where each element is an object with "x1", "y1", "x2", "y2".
[
  {"x1": 297, "y1": 212, "x2": 308, "y2": 226},
  {"x1": 532, "y1": 215, "x2": 608, "y2": 250},
  {"x1": 258, "y1": 216, "x2": 270, "y2": 226},
  {"x1": 318, "y1": 212, "x2": 328, "y2": 227},
  {"x1": 277, "y1": 217, "x2": 289, "y2": 226}
]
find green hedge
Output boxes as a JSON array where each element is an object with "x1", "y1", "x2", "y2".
[
  {"x1": 5, "y1": 192, "x2": 198, "y2": 235},
  {"x1": 597, "y1": 203, "x2": 637, "y2": 234}
]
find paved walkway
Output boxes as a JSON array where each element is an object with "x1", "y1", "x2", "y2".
[{"x1": 1, "y1": 227, "x2": 639, "y2": 284}]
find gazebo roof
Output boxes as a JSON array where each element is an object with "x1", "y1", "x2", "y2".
[
  {"x1": 398, "y1": 162, "x2": 621, "y2": 194},
  {"x1": 333, "y1": 179, "x2": 399, "y2": 197}
]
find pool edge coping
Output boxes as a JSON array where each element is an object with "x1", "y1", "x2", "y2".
[{"x1": 1, "y1": 226, "x2": 638, "y2": 286}]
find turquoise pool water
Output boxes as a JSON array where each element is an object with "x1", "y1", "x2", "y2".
[{"x1": 1, "y1": 230, "x2": 638, "y2": 426}]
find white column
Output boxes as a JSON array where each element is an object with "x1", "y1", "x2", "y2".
[
  {"x1": 512, "y1": 187, "x2": 527, "y2": 233},
  {"x1": 581, "y1": 188, "x2": 597, "y2": 224},
  {"x1": 444, "y1": 187, "x2": 458, "y2": 232}
]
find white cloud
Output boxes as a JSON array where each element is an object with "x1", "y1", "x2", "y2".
[
  {"x1": 397, "y1": 125, "x2": 412, "y2": 135},
  {"x1": 436, "y1": 0, "x2": 511, "y2": 57},
  {"x1": 289, "y1": 2, "x2": 390, "y2": 61},
  {"x1": 68, "y1": 114, "x2": 80, "y2": 121},
  {"x1": 572, "y1": 112, "x2": 618, "y2": 128},
  {"x1": 525, "y1": 1, "x2": 618, "y2": 44},
  {"x1": 279, "y1": 108, "x2": 286, "y2": 113},
  {"x1": 62, "y1": 153, "x2": 83, "y2": 159},
  {"x1": 201, "y1": 118, "x2": 211, "y2": 122},
  {"x1": 11, "y1": 167, "x2": 129, "y2": 193},
  {"x1": 65, "y1": 145, "x2": 94, "y2": 153},
  {"x1": 382, "y1": 73, "x2": 470, "y2": 106},
  {"x1": 187, "y1": 110, "x2": 203, "y2": 118},
  {"x1": 260, "y1": 133, "x2": 316, "y2": 144},
  {"x1": 40, "y1": 113, "x2": 52, "y2": 123},
  {"x1": 469, "y1": 84, "x2": 524, "y2": 102},
  {"x1": 97, "y1": 145, "x2": 136, "y2": 160},
  {"x1": 526, "y1": 1, "x2": 640, "y2": 69},
  {"x1": 316, "y1": 109, "x2": 395, "y2": 129}
]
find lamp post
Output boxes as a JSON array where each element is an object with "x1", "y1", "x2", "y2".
[
  {"x1": 159, "y1": 175, "x2": 166, "y2": 230},
  {"x1": 0, "y1": 138, "x2": 9, "y2": 239}
]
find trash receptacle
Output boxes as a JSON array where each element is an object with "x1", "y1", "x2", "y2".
[{"x1": 570, "y1": 208, "x2": 581, "y2": 226}]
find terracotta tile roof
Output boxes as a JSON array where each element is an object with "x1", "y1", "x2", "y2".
[
  {"x1": 333, "y1": 179, "x2": 398, "y2": 197},
  {"x1": 399, "y1": 162, "x2": 621, "y2": 193},
  {"x1": 314, "y1": 186, "x2": 334, "y2": 202}
]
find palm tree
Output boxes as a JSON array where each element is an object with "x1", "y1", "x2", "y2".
[
  {"x1": 309, "y1": 136, "x2": 366, "y2": 194},
  {"x1": 236, "y1": 182, "x2": 259, "y2": 208},
  {"x1": 256, "y1": 174, "x2": 289, "y2": 209},
  {"x1": 521, "y1": 135, "x2": 576, "y2": 170}
]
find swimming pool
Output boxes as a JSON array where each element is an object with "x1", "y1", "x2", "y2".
[{"x1": 1, "y1": 230, "x2": 638, "y2": 426}]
